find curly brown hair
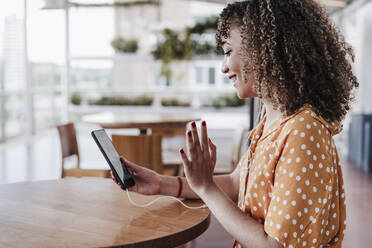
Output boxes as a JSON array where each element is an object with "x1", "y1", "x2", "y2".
[{"x1": 216, "y1": 0, "x2": 358, "y2": 122}]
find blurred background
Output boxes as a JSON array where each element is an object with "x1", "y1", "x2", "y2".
[
  {"x1": 0, "y1": 0, "x2": 250, "y2": 183},
  {"x1": 0, "y1": 0, "x2": 371, "y2": 247}
]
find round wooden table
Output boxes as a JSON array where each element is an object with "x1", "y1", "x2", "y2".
[
  {"x1": 82, "y1": 112, "x2": 200, "y2": 135},
  {"x1": 0, "y1": 178, "x2": 210, "y2": 248}
]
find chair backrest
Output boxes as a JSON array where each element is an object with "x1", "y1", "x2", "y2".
[
  {"x1": 56, "y1": 123, "x2": 111, "y2": 178},
  {"x1": 151, "y1": 126, "x2": 186, "y2": 137},
  {"x1": 62, "y1": 168, "x2": 111, "y2": 178},
  {"x1": 56, "y1": 122, "x2": 80, "y2": 169},
  {"x1": 112, "y1": 134, "x2": 163, "y2": 174}
]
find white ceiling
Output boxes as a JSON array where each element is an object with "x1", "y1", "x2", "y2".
[
  {"x1": 42, "y1": 0, "x2": 353, "y2": 12},
  {"x1": 191, "y1": 0, "x2": 351, "y2": 9}
]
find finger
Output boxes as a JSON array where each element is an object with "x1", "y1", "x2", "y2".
[
  {"x1": 110, "y1": 170, "x2": 119, "y2": 185},
  {"x1": 110, "y1": 170, "x2": 116, "y2": 180},
  {"x1": 187, "y1": 130, "x2": 198, "y2": 162},
  {"x1": 179, "y1": 148, "x2": 192, "y2": 168},
  {"x1": 120, "y1": 157, "x2": 139, "y2": 175},
  {"x1": 200, "y1": 120, "x2": 209, "y2": 156},
  {"x1": 209, "y1": 138, "x2": 217, "y2": 164},
  {"x1": 190, "y1": 122, "x2": 202, "y2": 153}
]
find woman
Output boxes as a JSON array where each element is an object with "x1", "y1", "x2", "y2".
[{"x1": 112, "y1": 0, "x2": 358, "y2": 247}]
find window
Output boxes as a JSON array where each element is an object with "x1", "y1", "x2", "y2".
[
  {"x1": 28, "y1": 0, "x2": 65, "y2": 132},
  {"x1": 70, "y1": 7, "x2": 114, "y2": 57},
  {"x1": 208, "y1": 67, "x2": 215, "y2": 85},
  {"x1": 196, "y1": 66, "x2": 203, "y2": 84},
  {"x1": 71, "y1": 60, "x2": 113, "y2": 90},
  {"x1": 0, "y1": 0, "x2": 26, "y2": 140}
]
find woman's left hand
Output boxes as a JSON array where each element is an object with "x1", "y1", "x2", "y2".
[{"x1": 179, "y1": 120, "x2": 217, "y2": 195}]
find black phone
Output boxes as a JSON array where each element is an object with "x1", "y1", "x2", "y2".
[{"x1": 91, "y1": 129, "x2": 135, "y2": 189}]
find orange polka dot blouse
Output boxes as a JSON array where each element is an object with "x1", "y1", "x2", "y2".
[{"x1": 233, "y1": 105, "x2": 346, "y2": 248}]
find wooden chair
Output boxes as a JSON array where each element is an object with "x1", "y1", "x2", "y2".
[
  {"x1": 214, "y1": 125, "x2": 249, "y2": 175},
  {"x1": 152, "y1": 126, "x2": 185, "y2": 173},
  {"x1": 56, "y1": 123, "x2": 110, "y2": 178},
  {"x1": 112, "y1": 134, "x2": 179, "y2": 176}
]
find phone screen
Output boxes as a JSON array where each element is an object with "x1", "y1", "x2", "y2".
[{"x1": 91, "y1": 129, "x2": 135, "y2": 189}]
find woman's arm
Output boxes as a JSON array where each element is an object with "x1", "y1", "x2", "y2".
[
  {"x1": 199, "y1": 182, "x2": 283, "y2": 248},
  {"x1": 159, "y1": 168, "x2": 240, "y2": 201},
  {"x1": 112, "y1": 157, "x2": 240, "y2": 200},
  {"x1": 161, "y1": 169, "x2": 281, "y2": 247}
]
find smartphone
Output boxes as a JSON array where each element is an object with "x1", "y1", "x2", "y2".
[{"x1": 91, "y1": 129, "x2": 135, "y2": 189}]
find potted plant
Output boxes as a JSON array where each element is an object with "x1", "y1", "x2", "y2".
[{"x1": 111, "y1": 37, "x2": 139, "y2": 53}]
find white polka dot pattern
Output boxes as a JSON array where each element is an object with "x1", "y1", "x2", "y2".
[{"x1": 233, "y1": 105, "x2": 346, "y2": 248}]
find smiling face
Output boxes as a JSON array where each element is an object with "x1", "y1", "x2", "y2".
[{"x1": 221, "y1": 25, "x2": 257, "y2": 99}]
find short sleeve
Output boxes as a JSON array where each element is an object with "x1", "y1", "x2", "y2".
[{"x1": 264, "y1": 122, "x2": 333, "y2": 247}]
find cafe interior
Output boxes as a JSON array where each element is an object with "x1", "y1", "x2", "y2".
[{"x1": 0, "y1": 0, "x2": 371, "y2": 247}]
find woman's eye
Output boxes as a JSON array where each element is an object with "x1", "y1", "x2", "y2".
[{"x1": 224, "y1": 50, "x2": 232, "y2": 56}]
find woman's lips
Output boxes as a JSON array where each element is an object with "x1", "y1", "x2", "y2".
[{"x1": 228, "y1": 74, "x2": 236, "y2": 80}]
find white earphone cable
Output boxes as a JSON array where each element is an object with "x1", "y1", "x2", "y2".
[{"x1": 126, "y1": 189, "x2": 207, "y2": 209}]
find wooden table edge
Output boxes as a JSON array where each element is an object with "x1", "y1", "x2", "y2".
[
  {"x1": 111, "y1": 211, "x2": 211, "y2": 248},
  {"x1": 0, "y1": 179, "x2": 211, "y2": 248}
]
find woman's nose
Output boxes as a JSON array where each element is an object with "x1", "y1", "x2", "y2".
[{"x1": 221, "y1": 62, "x2": 229, "y2": 74}]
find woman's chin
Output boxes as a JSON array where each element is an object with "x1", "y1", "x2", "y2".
[
  {"x1": 237, "y1": 90, "x2": 255, "y2": 99},
  {"x1": 236, "y1": 92, "x2": 244, "y2": 99}
]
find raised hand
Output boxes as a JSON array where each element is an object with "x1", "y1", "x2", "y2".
[{"x1": 179, "y1": 120, "x2": 217, "y2": 195}]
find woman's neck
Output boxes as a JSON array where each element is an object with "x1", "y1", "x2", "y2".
[{"x1": 262, "y1": 100, "x2": 283, "y2": 133}]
